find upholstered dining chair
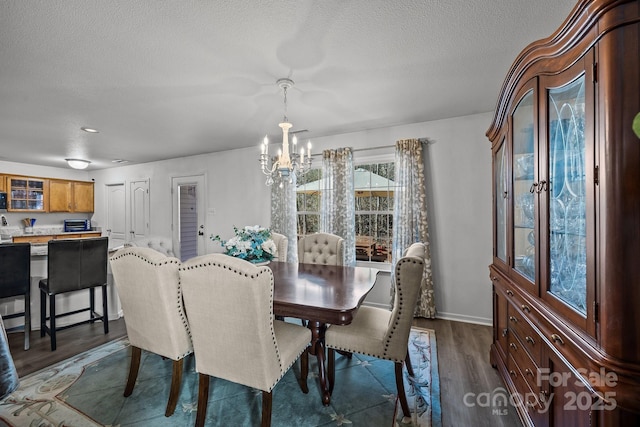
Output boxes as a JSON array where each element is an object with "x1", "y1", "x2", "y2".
[
  {"x1": 298, "y1": 232, "x2": 345, "y2": 265},
  {"x1": 270, "y1": 232, "x2": 288, "y2": 262},
  {"x1": 109, "y1": 246, "x2": 192, "y2": 417},
  {"x1": 324, "y1": 242, "x2": 426, "y2": 420},
  {"x1": 127, "y1": 235, "x2": 175, "y2": 257},
  {"x1": 179, "y1": 254, "x2": 311, "y2": 427},
  {"x1": 0, "y1": 243, "x2": 31, "y2": 350},
  {"x1": 39, "y1": 237, "x2": 109, "y2": 351}
]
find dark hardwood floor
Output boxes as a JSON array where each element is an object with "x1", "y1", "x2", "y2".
[
  {"x1": 6, "y1": 317, "x2": 521, "y2": 427},
  {"x1": 6, "y1": 318, "x2": 127, "y2": 377},
  {"x1": 413, "y1": 318, "x2": 522, "y2": 427}
]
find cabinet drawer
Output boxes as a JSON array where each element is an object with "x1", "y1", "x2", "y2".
[
  {"x1": 508, "y1": 333, "x2": 541, "y2": 396},
  {"x1": 508, "y1": 304, "x2": 542, "y2": 366},
  {"x1": 12, "y1": 235, "x2": 51, "y2": 244},
  {"x1": 507, "y1": 354, "x2": 546, "y2": 423}
]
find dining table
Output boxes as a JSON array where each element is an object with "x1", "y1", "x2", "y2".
[{"x1": 268, "y1": 261, "x2": 379, "y2": 405}]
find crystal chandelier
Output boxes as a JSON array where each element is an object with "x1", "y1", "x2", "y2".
[{"x1": 259, "y1": 78, "x2": 312, "y2": 186}]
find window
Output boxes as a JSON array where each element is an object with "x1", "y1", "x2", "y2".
[
  {"x1": 295, "y1": 160, "x2": 395, "y2": 264},
  {"x1": 296, "y1": 168, "x2": 321, "y2": 236},
  {"x1": 354, "y1": 162, "x2": 394, "y2": 263}
]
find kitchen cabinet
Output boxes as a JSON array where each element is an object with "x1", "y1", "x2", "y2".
[
  {"x1": 49, "y1": 179, "x2": 94, "y2": 213},
  {"x1": 7, "y1": 176, "x2": 47, "y2": 212},
  {"x1": 0, "y1": 175, "x2": 5, "y2": 192},
  {"x1": 486, "y1": 0, "x2": 640, "y2": 425}
]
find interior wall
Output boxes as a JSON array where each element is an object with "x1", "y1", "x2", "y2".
[{"x1": 88, "y1": 111, "x2": 495, "y2": 325}]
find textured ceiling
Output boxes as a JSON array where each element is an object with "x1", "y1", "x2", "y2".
[{"x1": 0, "y1": 0, "x2": 578, "y2": 170}]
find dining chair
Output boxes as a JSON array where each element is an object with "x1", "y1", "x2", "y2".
[
  {"x1": 297, "y1": 232, "x2": 344, "y2": 265},
  {"x1": 39, "y1": 236, "x2": 109, "y2": 351},
  {"x1": 270, "y1": 232, "x2": 288, "y2": 262},
  {"x1": 297, "y1": 232, "x2": 346, "y2": 328},
  {"x1": 179, "y1": 254, "x2": 311, "y2": 427},
  {"x1": 325, "y1": 242, "x2": 426, "y2": 420},
  {"x1": 0, "y1": 243, "x2": 31, "y2": 350},
  {"x1": 109, "y1": 246, "x2": 193, "y2": 417},
  {"x1": 126, "y1": 235, "x2": 175, "y2": 257}
]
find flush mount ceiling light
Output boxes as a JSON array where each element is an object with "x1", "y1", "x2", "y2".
[
  {"x1": 80, "y1": 127, "x2": 99, "y2": 133},
  {"x1": 65, "y1": 158, "x2": 91, "y2": 169}
]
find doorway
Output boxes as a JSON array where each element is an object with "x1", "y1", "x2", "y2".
[
  {"x1": 105, "y1": 183, "x2": 126, "y2": 245},
  {"x1": 172, "y1": 175, "x2": 206, "y2": 261}
]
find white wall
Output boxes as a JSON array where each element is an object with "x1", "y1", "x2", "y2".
[
  {"x1": 1, "y1": 112, "x2": 495, "y2": 325},
  {"x1": 89, "y1": 111, "x2": 495, "y2": 324}
]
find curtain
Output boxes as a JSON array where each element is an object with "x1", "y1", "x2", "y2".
[
  {"x1": 392, "y1": 138, "x2": 436, "y2": 318},
  {"x1": 270, "y1": 174, "x2": 298, "y2": 263},
  {"x1": 320, "y1": 148, "x2": 356, "y2": 266}
]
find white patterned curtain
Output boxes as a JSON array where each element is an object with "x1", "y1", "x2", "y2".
[
  {"x1": 393, "y1": 139, "x2": 436, "y2": 318},
  {"x1": 270, "y1": 174, "x2": 298, "y2": 263},
  {"x1": 320, "y1": 148, "x2": 356, "y2": 266}
]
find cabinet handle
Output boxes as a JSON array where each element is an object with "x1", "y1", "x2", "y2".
[
  {"x1": 551, "y1": 333, "x2": 565, "y2": 345},
  {"x1": 536, "y1": 180, "x2": 547, "y2": 193},
  {"x1": 491, "y1": 276, "x2": 497, "y2": 281},
  {"x1": 525, "y1": 368, "x2": 534, "y2": 378},
  {"x1": 509, "y1": 316, "x2": 518, "y2": 323},
  {"x1": 526, "y1": 400, "x2": 537, "y2": 409},
  {"x1": 506, "y1": 290, "x2": 514, "y2": 297},
  {"x1": 509, "y1": 370, "x2": 517, "y2": 378},
  {"x1": 521, "y1": 304, "x2": 531, "y2": 313},
  {"x1": 502, "y1": 328, "x2": 508, "y2": 337},
  {"x1": 525, "y1": 336, "x2": 536, "y2": 345},
  {"x1": 510, "y1": 342, "x2": 518, "y2": 350}
]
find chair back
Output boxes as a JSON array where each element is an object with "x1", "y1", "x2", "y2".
[
  {"x1": 384, "y1": 242, "x2": 426, "y2": 360},
  {"x1": 271, "y1": 232, "x2": 288, "y2": 262},
  {"x1": 0, "y1": 243, "x2": 31, "y2": 298},
  {"x1": 46, "y1": 237, "x2": 108, "y2": 294},
  {"x1": 297, "y1": 232, "x2": 344, "y2": 265},
  {"x1": 109, "y1": 246, "x2": 192, "y2": 360},
  {"x1": 127, "y1": 236, "x2": 175, "y2": 257},
  {"x1": 180, "y1": 254, "x2": 283, "y2": 391}
]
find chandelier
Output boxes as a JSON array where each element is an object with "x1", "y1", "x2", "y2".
[{"x1": 259, "y1": 78, "x2": 312, "y2": 186}]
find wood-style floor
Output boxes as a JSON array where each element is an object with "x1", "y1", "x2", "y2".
[{"x1": 6, "y1": 318, "x2": 522, "y2": 427}]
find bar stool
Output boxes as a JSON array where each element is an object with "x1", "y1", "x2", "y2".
[
  {"x1": 39, "y1": 237, "x2": 109, "y2": 351},
  {"x1": 0, "y1": 243, "x2": 31, "y2": 350}
]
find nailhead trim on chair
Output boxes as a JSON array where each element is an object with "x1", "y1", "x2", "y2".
[
  {"x1": 326, "y1": 256, "x2": 424, "y2": 363},
  {"x1": 178, "y1": 256, "x2": 302, "y2": 391},
  {"x1": 111, "y1": 249, "x2": 193, "y2": 359}
]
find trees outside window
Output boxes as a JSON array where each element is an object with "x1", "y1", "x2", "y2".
[{"x1": 296, "y1": 161, "x2": 395, "y2": 264}]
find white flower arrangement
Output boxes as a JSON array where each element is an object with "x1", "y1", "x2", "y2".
[{"x1": 211, "y1": 225, "x2": 277, "y2": 263}]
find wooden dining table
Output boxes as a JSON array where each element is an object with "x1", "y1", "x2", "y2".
[{"x1": 268, "y1": 261, "x2": 378, "y2": 405}]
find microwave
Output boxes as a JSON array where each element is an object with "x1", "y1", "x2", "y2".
[
  {"x1": 64, "y1": 219, "x2": 91, "y2": 232},
  {"x1": 0, "y1": 192, "x2": 6, "y2": 212}
]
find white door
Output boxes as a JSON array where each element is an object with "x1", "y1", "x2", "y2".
[
  {"x1": 130, "y1": 179, "x2": 150, "y2": 241},
  {"x1": 172, "y1": 175, "x2": 206, "y2": 261},
  {"x1": 105, "y1": 183, "x2": 126, "y2": 244}
]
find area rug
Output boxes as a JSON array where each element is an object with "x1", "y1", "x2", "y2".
[{"x1": 0, "y1": 327, "x2": 440, "y2": 427}]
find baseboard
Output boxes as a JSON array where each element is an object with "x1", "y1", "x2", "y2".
[
  {"x1": 363, "y1": 303, "x2": 493, "y2": 326},
  {"x1": 435, "y1": 311, "x2": 492, "y2": 326}
]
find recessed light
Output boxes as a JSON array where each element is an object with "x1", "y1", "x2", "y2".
[{"x1": 81, "y1": 127, "x2": 99, "y2": 133}]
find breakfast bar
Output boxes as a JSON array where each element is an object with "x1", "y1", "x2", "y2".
[{"x1": 0, "y1": 227, "x2": 121, "y2": 336}]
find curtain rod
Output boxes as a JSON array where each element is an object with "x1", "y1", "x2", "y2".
[{"x1": 309, "y1": 138, "x2": 430, "y2": 157}]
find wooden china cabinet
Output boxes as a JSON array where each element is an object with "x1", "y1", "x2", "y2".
[{"x1": 486, "y1": 0, "x2": 640, "y2": 426}]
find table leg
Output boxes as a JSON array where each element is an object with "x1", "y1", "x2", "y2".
[{"x1": 307, "y1": 320, "x2": 331, "y2": 405}]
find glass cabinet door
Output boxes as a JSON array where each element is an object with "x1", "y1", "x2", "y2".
[
  {"x1": 512, "y1": 90, "x2": 535, "y2": 282},
  {"x1": 547, "y1": 75, "x2": 587, "y2": 314},
  {"x1": 495, "y1": 139, "x2": 507, "y2": 263}
]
